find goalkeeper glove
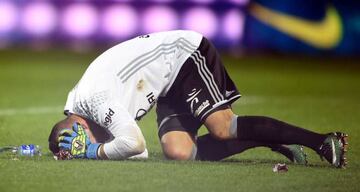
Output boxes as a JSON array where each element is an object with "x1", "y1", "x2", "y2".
[{"x1": 58, "y1": 122, "x2": 100, "y2": 159}]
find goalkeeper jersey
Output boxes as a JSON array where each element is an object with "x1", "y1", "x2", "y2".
[{"x1": 64, "y1": 30, "x2": 202, "y2": 157}]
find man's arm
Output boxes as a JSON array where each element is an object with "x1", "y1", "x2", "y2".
[
  {"x1": 62, "y1": 93, "x2": 147, "y2": 160},
  {"x1": 99, "y1": 127, "x2": 146, "y2": 160},
  {"x1": 98, "y1": 144, "x2": 108, "y2": 159},
  {"x1": 94, "y1": 101, "x2": 147, "y2": 160},
  {"x1": 58, "y1": 121, "x2": 146, "y2": 160},
  {"x1": 98, "y1": 144, "x2": 148, "y2": 160}
]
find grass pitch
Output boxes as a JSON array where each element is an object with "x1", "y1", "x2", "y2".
[{"x1": 0, "y1": 49, "x2": 359, "y2": 192}]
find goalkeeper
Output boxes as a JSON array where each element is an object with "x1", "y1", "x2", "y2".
[{"x1": 48, "y1": 30, "x2": 348, "y2": 167}]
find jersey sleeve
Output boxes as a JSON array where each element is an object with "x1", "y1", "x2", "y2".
[
  {"x1": 80, "y1": 91, "x2": 146, "y2": 160},
  {"x1": 98, "y1": 103, "x2": 146, "y2": 160}
]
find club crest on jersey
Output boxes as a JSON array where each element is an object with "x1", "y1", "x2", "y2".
[{"x1": 104, "y1": 108, "x2": 115, "y2": 126}]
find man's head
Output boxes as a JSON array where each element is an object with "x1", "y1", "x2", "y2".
[
  {"x1": 48, "y1": 114, "x2": 111, "y2": 155},
  {"x1": 48, "y1": 115, "x2": 81, "y2": 154}
]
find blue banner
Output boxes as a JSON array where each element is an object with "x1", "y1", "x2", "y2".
[{"x1": 244, "y1": 0, "x2": 360, "y2": 55}]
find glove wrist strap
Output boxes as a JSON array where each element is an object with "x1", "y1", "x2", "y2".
[{"x1": 87, "y1": 143, "x2": 101, "y2": 159}]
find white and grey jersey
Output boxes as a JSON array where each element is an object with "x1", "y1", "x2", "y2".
[{"x1": 64, "y1": 30, "x2": 203, "y2": 134}]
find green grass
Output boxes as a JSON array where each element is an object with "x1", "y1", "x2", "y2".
[{"x1": 0, "y1": 49, "x2": 359, "y2": 192}]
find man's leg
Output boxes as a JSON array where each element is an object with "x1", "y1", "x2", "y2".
[
  {"x1": 160, "y1": 129, "x2": 307, "y2": 163},
  {"x1": 204, "y1": 109, "x2": 325, "y2": 151},
  {"x1": 204, "y1": 109, "x2": 348, "y2": 167},
  {"x1": 156, "y1": 109, "x2": 305, "y2": 162},
  {"x1": 196, "y1": 133, "x2": 307, "y2": 164},
  {"x1": 160, "y1": 131, "x2": 196, "y2": 160}
]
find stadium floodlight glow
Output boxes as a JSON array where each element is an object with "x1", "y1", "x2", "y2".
[
  {"x1": 182, "y1": 7, "x2": 218, "y2": 39},
  {"x1": 113, "y1": 0, "x2": 133, "y2": 2},
  {"x1": 102, "y1": 5, "x2": 138, "y2": 39},
  {"x1": 222, "y1": 9, "x2": 245, "y2": 41},
  {"x1": 142, "y1": 6, "x2": 178, "y2": 33},
  {"x1": 228, "y1": 0, "x2": 250, "y2": 5},
  {"x1": 190, "y1": 0, "x2": 215, "y2": 4},
  {"x1": 21, "y1": 2, "x2": 57, "y2": 37},
  {"x1": 151, "y1": 0, "x2": 174, "y2": 2},
  {"x1": 0, "y1": 1, "x2": 18, "y2": 34},
  {"x1": 62, "y1": 3, "x2": 98, "y2": 38}
]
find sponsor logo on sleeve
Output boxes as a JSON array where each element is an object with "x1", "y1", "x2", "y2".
[{"x1": 104, "y1": 108, "x2": 115, "y2": 126}]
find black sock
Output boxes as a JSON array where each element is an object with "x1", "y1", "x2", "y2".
[
  {"x1": 237, "y1": 116, "x2": 326, "y2": 151},
  {"x1": 196, "y1": 134, "x2": 281, "y2": 161}
]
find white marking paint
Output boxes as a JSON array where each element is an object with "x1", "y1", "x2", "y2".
[
  {"x1": 234, "y1": 96, "x2": 266, "y2": 106},
  {"x1": 0, "y1": 106, "x2": 63, "y2": 116}
]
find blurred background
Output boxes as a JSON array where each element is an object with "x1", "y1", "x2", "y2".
[
  {"x1": 0, "y1": 0, "x2": 359, "y2": 55},
  {"x1": 1, "y1": 2, "x2": 360, "y2": 191}
]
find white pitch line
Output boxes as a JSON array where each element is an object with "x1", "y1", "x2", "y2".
[
  {"x1": 0, "y1": 106, "x2": 63, "y2": 116},
  {"x1": 234, "y1": 96, "x2": 266, "y2": 106}
]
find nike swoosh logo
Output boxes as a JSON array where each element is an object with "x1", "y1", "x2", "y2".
[{"x1": 249, "y1": 3, "x2": 342, "y2": 49}]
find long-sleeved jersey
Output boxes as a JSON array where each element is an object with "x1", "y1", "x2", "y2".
[{"x1": 64, "y1": 30, "x2": 203, "y2": 159}]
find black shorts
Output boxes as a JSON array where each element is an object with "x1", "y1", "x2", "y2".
[{"x1": 156, "y1": 37, "x2": 241, "y2": 138}]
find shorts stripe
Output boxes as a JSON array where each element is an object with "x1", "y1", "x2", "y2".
[
  {"x1": 190, "y1": 51, "x2": 223, "y2": 102},
  {"x1": 190, "y1": 55, "x2": 219, "y2": 103},
  {"x1": 193, "y1": 50, "x2": 224, "y2": 101}
]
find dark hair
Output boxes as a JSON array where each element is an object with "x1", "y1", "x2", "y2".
[{"x1": 48, "y1": 117, "x2": 74, "y2": 154}]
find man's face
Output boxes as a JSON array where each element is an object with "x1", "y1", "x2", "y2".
[
  {"x1": 82, "y1": 124, "x2": 96, "y2": 143},
  {"x1": 82, "y1": 119, "x2": 112, "y2": 144}
]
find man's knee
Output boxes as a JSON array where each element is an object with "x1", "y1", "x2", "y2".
[
  {"x1": 162, "y1": 145, "x2": 192, "y2": 160},
  {"x1": 160, "y1": 131, "x2": 195, "y2": 160},
  {"x1": 204, "y1": 109, "x2": 236, "y2": 140}
]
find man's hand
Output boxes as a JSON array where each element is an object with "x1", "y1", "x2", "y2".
[{"x1": 58, "y1": 123, "x2": 100, "y2": 159}]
